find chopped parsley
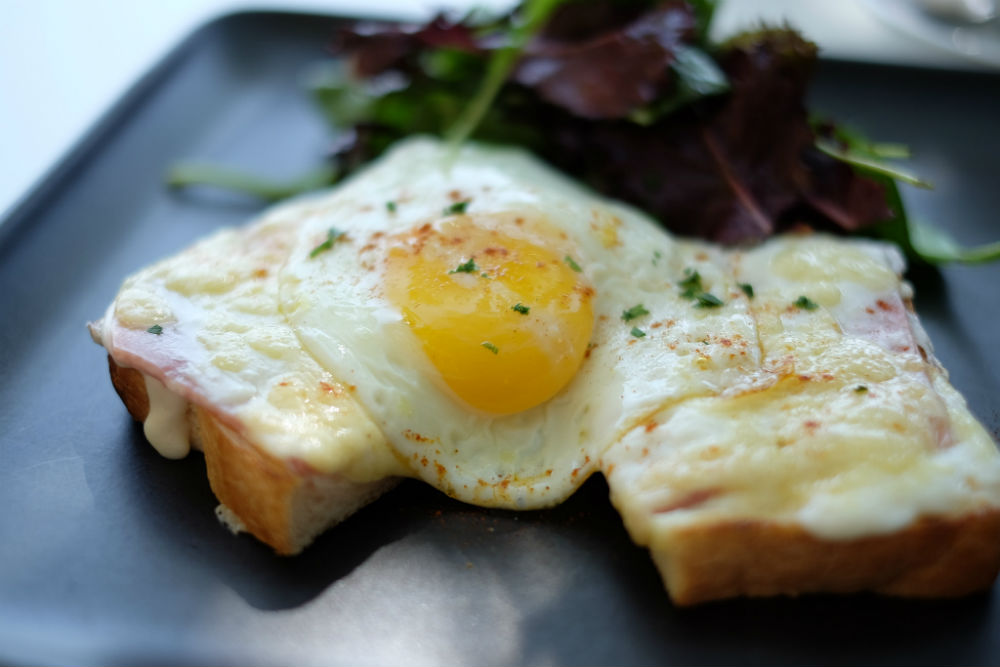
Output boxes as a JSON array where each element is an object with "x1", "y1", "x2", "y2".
[
  {"x1": 146, "y1": 324, "x2": 163, "y2": 335},
  {"x1": 481, "y1": 272, "x2": 490, "y2": 278},
  {"x1": 512, "y1": 303, "x2": 530, "y2": 315},
  {"x1": 449, "y1": 258, "x2": 478, "y2": 274},
  {"x1": 652, "y1": 250, "x2": 662, "y2": 266},
  {"x1": 794, "y1": 295, "x2": 819, "y2": 311},
  {"x1": 677, "y1": 268, "x2": 703, "y2": 299},
  {"x1": 443, "y1": 200, "x2": 470, "y2": 215},
  {"x1": 564, "y1": 255, "x2": 582, "y2": 272},
  {"x1": 695, "y1": 292, "x2": 724, "y2": 308},
  {"x1": 386, "y1": 200, "x2": 397, "y2": 213},
  {"x1": 739, "y1": 282, "x2": 754, "y2": 299},
  {"x1": 621, "y1": 304, "x2": 649, "y2": 322},
  {"x1": 481, "y1": 341, "x2": 499, "y2": 354},
  {"x1": 677, "y1": 268, "x2": 724, "y2": 307},
  {"x1": 630, "y1": 327, "x2": 646, "y2": 338},
  {"x1": 309, "y1": 227, "x2": 346, "y2": 258},
  {"x1": 855, "y1": 385, "x2": 869, "y2": 393}
]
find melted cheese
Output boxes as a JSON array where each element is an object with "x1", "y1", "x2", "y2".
[
  {"x1": 604, "y1": 233, "x2": 1000, "y2": 545},
  {"x1": 99, "y1": 207, "x2": 404, "y2": 482},
  {"x1": 142, "y1": 373, "x2": 190, "y2": 459}
]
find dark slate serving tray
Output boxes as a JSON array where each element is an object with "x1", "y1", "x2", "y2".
[{"x1": 1, "y1": 10, "x2": 999, "y2": 666}]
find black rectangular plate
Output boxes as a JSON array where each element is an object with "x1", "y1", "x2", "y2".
[{"x1": 2, "y1": 10, "x2": 999, "y2": 666}]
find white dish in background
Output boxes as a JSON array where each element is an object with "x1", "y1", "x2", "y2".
[{"x1": 864, "y1": 0, "x2": 1000, "y2": 66}]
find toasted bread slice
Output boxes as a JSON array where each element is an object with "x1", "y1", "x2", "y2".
[
  {"x1": 636, "y1": 512, "x2": 1000, "y2": 606},
  {"x1": 108, "y1": 358, "x2": 397, "y2": 554},
  {"x1": 602, "y1": 236, "x2": 1000, "y2": 604},
  {"x1": 91, "y1": 194, "x2": 406, "y2": 554}
]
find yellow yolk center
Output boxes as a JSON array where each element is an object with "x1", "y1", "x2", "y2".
[{"x1": 385, "y1": 217, "x2": 595, "y2": 415}]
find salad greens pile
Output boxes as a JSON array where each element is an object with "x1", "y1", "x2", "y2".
[{"x1": 168, "y1": 0, "x2": 1000, "y2": 264}]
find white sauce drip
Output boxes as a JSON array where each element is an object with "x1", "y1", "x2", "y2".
[{"x1": 141, "y1": 374, "x2": 191, "y2": 459}]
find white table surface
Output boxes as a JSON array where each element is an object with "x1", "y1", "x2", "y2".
[{"x1": 0, "y1": 0, "x2": 987, "y2": 222}]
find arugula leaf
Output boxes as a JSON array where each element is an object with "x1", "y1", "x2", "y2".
[
  {"x1": 815, "y1": 138, "x2": 932, "y2": 190},
  {"x1": 447, "y1": 0, "x2": 567, "y2": 146},
  {"x1": 814, "y1": 121, "x2": 911, "y2": 160},
  {"x1": 167, "y1": 164, "x2": 336, "y2": 202},
  {"x1": 906, "y1": 217, "x2": 1000, "y2": 265},
  {"x1": 821, "y1": 130, "x2": 1000, "y2": 265}
]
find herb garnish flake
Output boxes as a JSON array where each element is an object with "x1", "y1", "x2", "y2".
[
  {"x1": 309, "y1": 227, "x2": 346, "y2": 258},
  {"x1": 621, "y1": 304, "x2": 650, "y2": 322},
  {"x1": 443, "y1": 200, "x2": 470, "y2": 216},
  {"x1": 794, "y1": 296, "x2": 819, "y2": 311},
  {"x1": 449, "y1": 258, "x2": 479, "y2": 274}
]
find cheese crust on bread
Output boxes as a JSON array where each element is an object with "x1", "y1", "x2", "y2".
[
  {"x1": 91, "y1": 138, "x2": 1000, "y2": 601},
  {"x1": 603, "y1": 237, "x2": 1000, "y2": 603},
  {"x1": 90, "y1": 202, "x2": 403, "y2": 554}
]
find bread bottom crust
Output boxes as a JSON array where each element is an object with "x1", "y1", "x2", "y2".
[
  {"x1": 651, "y1": 512, "x2": 1000, "y2": 606},
  {"x1": 108, "y1": 357, "x2": 395, "y2": 555}
]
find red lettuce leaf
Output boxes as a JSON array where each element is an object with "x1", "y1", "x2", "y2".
[
  {"x1": 533, "y1": 30, "x2": 890, "y2": 242},
  {"x1": 332, "y1": 15, "x2": 484, "y2": 79},
  {"x1": 514, "y1": 2, "x2": 697, "y2": 119}
]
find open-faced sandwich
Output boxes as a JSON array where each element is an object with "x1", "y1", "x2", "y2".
[{"x1": 91, "y1": 1, "x2": 1000, "y2": 605}]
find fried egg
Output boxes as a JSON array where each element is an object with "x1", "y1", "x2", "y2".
[{"x1": 278, "y1": 138, "x2": 762, "y2": 507}]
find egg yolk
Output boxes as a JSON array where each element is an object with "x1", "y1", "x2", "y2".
[{"x1": 385, "y1": 217, "x2": 595, "y2": 415}]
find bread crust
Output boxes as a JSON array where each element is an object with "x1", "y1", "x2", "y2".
[
  {"x1": 108, "y1": 355, "x2": 150, "y2": 422},
  {"x1": 110, "y1": 357, "x2": 1000, "y2": 601},
  {"x1": 108, "y1": 357, "x2": 394, "y2": 555},
  {"x1": 652, "y1": 511, "x2": 1000, "y2": 605}
]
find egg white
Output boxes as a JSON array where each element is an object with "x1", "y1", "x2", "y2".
[{"x1": 278, "y1": 138, "x2": 762, "y2": 508}]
